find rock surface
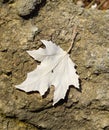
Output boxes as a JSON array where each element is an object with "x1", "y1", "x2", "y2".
[
  {"x1": 0, "y1": 0, "x2": 109, "y2": 130},
  {"x1": 16, "y1": 0, "x2": 43, "y2": 17}
]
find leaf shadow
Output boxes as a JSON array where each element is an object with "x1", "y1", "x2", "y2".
[
  {"x1": 16, "y1": 79, "x2": 82, "y2": 107},
  {"x1": 42, "y1": 88, "x2": 50, "y2": 98},
  {"x1": 26, "y1": 88, "x2": 51, "y2": 99},
  {"x1": 54, "y1": 78, "x2": 82, "y2": 107}
]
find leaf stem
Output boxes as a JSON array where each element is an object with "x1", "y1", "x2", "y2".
[
  {"x1": 67, "y1": 25, "x2": 78, "y2": 54},
  {"x1": 97, "y1": 0, "x2": 107, "y2": 9},
  {"x1": 86, "y1": 0, "x2": 96, "y2": 9}
]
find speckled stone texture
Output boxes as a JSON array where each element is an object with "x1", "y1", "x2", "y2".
[
  {"x1": 0, "y1": 0, "x2": 109, "y2": 130},
  {"x1": 16, "y1": 0, "x2": 43, "y2": 17}
]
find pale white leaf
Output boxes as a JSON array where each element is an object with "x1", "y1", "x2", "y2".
[{"x1": 15, "y1": 40, "x2": 79, "y2": 105}]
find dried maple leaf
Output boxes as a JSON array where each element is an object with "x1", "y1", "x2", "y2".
[{"x1": 16, "y1": 40, "x2": 79, "y2": 105}]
